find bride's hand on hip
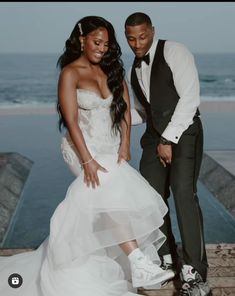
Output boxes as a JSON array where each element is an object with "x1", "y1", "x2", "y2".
[
  {"x1": 118, "y1": 146, "x2": 131, "y2": 164},
  {"x1": 83, "y1": 160, "x2": 108, "y2": 189}
]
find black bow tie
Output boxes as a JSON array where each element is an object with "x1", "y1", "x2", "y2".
[{"x1": 134, "y1": 53, "x2": 150, "y2": 68}]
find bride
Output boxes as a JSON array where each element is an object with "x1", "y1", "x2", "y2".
[{"x1": 0, "y1": 16, "x2": 174, "y2": 296}]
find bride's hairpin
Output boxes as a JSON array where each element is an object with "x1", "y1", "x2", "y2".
[{"x1": 78, "y1": 23, "x2": 83, "y2": 35}]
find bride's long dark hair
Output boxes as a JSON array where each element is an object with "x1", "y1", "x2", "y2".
[{"x1": 57, "y1": 16, "x2": 126, "y2": 133}]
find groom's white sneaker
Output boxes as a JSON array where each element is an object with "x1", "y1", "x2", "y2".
[{"x1": 130, "y1": 254, "x2": 175, "y2": 288}]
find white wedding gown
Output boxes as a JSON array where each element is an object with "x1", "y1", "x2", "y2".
[{"x1": 0, "y1": 89, "x2": 168, "y2": 296}]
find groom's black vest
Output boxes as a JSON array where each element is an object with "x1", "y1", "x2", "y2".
[{"x1": 131, "y1": 39, "x2": 199, "y2": 138}]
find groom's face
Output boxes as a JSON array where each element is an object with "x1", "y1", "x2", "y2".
[{"x1": 125, "y1": 23, "x2": 154, "y2": 58}]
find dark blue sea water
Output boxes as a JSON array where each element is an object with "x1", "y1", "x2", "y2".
[{"x1": 0, "y1": 53, "x2": 235, "y2": 108}]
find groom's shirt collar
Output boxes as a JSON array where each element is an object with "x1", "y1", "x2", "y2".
[{"x1": 147, "y1": 38, "x2": 158, "y2": 66}]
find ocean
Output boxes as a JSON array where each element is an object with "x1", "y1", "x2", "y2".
[{"x1": 0, "y1": 52, "x2": 235, "y2": 108}]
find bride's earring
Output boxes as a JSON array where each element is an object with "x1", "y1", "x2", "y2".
[{"x1": 81, "y1": 43, "x2": 84, "y2": 52}]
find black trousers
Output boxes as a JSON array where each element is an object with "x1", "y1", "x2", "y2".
[{"x1": 139, "y1": 117, "x2": 208, "y2": 281}]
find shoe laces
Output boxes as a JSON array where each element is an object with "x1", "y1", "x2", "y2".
[
  {"x1": 161, "y1": 262, "x2": 172, "y2": 270},
  {"x1": 179, "y1": 280, "x2": 199, "y2": 296},
  {"x1": 160, "y1": 255, "x2": 173, "y2": 270}
]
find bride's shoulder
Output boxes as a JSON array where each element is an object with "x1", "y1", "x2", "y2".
[{"x1": 59, "y1": 63, "x2": 82, "y2": 85}]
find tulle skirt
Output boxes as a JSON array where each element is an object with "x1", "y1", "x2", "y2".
[{"x1": 0, "y1": 153, "x2": 168, "y2": 296}]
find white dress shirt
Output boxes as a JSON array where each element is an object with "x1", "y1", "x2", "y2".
[{"x1": 130, "y1": 39, "x2": 200, "y2": 144}]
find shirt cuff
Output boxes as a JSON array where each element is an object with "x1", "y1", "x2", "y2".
[{"x1": 161, "y1": 125, "x2": 185, "y2": 144}]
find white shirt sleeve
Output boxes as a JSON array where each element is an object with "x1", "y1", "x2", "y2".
[
  {"x1": 131, "y1": 96, "x2": 146, "y2": 125},
  {"x1": 127, "y1": 67, "x2": 146, "y2": 125},
  {"x1": 161, "y1": 41, "x2": 200, "y2": 144}
]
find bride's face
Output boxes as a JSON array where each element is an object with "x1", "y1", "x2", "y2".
[{"x1": 82, "y1": 27, "x2": 109, "y2": 64}]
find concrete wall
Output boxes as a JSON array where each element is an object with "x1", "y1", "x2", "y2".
[
  {"x1": 199, "y1": 152, "x2": 235, "y2": 218},
  {"x1": 0, "y1": 153, "x2": 33, "y2": 246}
]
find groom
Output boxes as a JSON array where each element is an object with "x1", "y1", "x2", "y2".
[{"x1": 125, "y1": 12, "x2": 211, "y2": 295}]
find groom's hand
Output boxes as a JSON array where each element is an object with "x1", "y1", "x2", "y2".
[{"x1": 157, "y1": 144, "x2": 172, "y2": 166}]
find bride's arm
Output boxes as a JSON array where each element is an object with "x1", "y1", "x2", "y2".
[
  {"x1": 118, "y1": 80, "x2": 131, "y2": 163},
  {"x1": 58, "y1": 68, "x2": 107, "y2": 188}
]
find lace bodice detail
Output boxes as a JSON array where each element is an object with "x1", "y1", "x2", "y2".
[{"x1": 65, "y1": 89, "x2": 121, "y2": 158}]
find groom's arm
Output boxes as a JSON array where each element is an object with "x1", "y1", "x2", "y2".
[{"x1": 161, "y1": 41, "x2": 200, "y2": 144}]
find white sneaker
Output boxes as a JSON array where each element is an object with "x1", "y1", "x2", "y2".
[
  {"x1": 142, "y1": 254, "x2": 175, "y2": 289},
  {"x1": 131, "y1": 255, "x2": 175, "y2": 288},
  {"x1": 143, "y1": 268, "x2": 175, "y2": 289}
]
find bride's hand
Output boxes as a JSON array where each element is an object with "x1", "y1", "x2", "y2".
[
  {"x1": 83, "y1": 159, "x2": 108, "y2": 189},
  {"x1": 118, "y1": 145, "x2": 131, "y2": 164}
]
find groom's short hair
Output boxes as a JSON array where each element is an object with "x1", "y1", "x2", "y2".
[{"x1": 125, "y1": 12, "x2": 152, "y2": 28}]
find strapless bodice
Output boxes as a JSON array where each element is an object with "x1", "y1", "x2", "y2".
[
  {"x1": 65, "y1": 89, "x2": 121, "y2": 158},
  {"x1": 76, "y1": 88, "x2": 113, "y2": 110}
]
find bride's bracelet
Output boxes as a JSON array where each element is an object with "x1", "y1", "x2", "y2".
[{"x1": 81, "y1": 157, "x2": 94, "y2": 165}]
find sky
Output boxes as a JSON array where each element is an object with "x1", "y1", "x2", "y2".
[{"x1": 0, "y1": 2, "x2": 235, "y2": 54}]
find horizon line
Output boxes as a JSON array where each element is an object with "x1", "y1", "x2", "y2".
[{"x1": 0, "y1": 51, "x2": 235, "y2": 55}]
